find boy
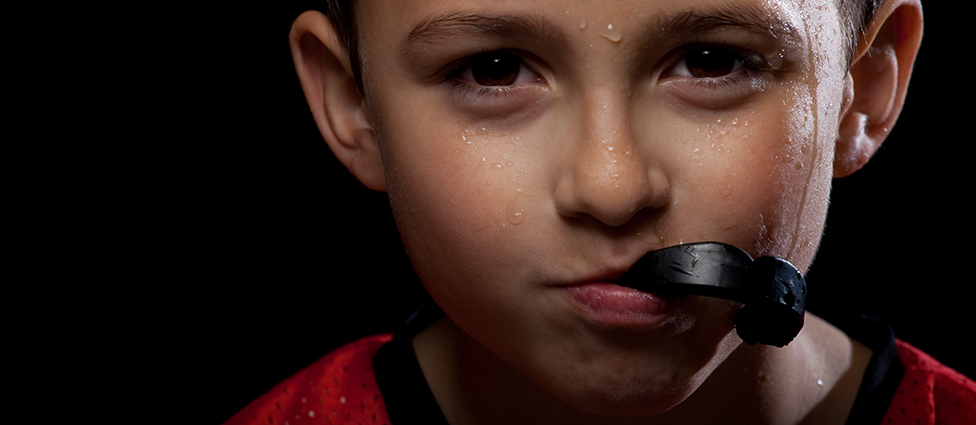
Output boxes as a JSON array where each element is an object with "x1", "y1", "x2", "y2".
[{"x1": 227, "y1": 0, "x2": 974, "y2": 423}]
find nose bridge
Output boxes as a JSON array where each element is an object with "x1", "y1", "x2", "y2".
[{"x1": 555, "y1": 87, "x2": 669, "y2": 227}]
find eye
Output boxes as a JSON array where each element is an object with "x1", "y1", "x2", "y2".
[
  {"x1": 451, "y1": 51, "x2": 542, "y2": 88},
  {"x1": 682, "y1": 48, "x2": 739, "y2": 78},
  {"x1": 668, "y1": 44, "x2": 763, "y2": 80},
  {"x1": 471, "y1": 54, "x2": 522, "y2": 86},
  {"x1": 439, "y1": 49, "x2": 549, "y2": 113},
  {"x1": 660, "y1": 43, "x2": 775, "y2": 107}
]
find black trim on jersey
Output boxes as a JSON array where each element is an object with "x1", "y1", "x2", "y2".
[{"x1": 372, "y1": 301, "x2": 450, "y2": 424}]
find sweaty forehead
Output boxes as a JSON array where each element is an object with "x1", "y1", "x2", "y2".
[{"x1": 355, "y1": 0, "x2": 831, "y2": 49}]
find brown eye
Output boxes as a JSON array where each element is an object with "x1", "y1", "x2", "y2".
[
  {"x1": 470, "y1": 53, "x2": 522, "y2": 86},
  {"x1": 684, "y1": 48, "x2": 739, "y2": 78}
]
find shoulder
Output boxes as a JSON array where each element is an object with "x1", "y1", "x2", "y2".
[
  {"x1": 881, "y1": 340, "x2": 976, "y2": 425},
  {"x1": 223, "y1": 334, "x2": 394, "y2": 425}
]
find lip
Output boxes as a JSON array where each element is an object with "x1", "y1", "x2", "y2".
[{"x1": 559, "y1": 277, "x2": 679, "y2": 328}]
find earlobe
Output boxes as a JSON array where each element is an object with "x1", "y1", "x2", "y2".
[
  {"x1": 834, "y1": 0, "x2": 923, "y2": 178},
  {"x1": 289, "y1": 11, "x2": 387, "y2": 191}
]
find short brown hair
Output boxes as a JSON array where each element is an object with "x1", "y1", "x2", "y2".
[{"x1": 838, "y1": 0, "x2": 882, "y2": 64}]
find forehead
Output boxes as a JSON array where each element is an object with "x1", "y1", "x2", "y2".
[{"x1": 356, "y1": 0, "x2": 839, "y2": 50}]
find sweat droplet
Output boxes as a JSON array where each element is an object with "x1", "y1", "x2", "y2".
[
  {"x1": 719, "y1": 183, "x2": 732, "y2": 197},
  {"x1": 578, "y1": 16, "x2": 587, "y2": 29},
  {"x1": 506, "y1": 192, "x2": 527, "y2": 225},
  {"x1": 507, "y1": 205, "x2": 525, "y2": 225},
  {"x1": 601, "y1": 24, "x2": 622, "y2": 42}
]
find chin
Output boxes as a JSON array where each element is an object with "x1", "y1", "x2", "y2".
[
  {"x1": 553, "y1": 377, "x2": 695, "y2": 418},
  {"x1": 540, "y1": 325, "x2": 743, "y2": 418},
  {"x1": 528, "y1": 353, "x2": 707, "y2": 418}
]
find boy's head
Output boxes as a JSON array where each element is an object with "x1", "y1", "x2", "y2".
[{"x1": 290, "y1": 0, "x2": 922, "y2": 416}]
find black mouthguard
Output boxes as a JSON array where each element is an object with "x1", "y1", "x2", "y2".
[{"x1": 616, "y1": 242, "x2": 807, "y2": 347}]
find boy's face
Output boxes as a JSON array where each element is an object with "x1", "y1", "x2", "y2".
[{"x1": 357, "y1": 0, "x2": 849, "y2": 415}]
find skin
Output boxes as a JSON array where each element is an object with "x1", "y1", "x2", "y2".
[{"x1": 289, "y1": 0, "x2": 923, "y2": 423}]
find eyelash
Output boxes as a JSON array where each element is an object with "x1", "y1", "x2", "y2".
[{"x1": 444, "y1": 77, "x2": 522, "y2": 98}]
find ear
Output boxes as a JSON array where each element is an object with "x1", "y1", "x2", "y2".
[
  {"x1": 834, "y1": 0, "x2": 923, "y2": 178},
  {"x1": 289, "y1": 11, "x2": 387, "y2": 191}
]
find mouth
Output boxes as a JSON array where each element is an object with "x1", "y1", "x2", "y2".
[
  {"x1": 559, "y1": 274, "x2": 679, "y2": 328},
  {"x1": 565, "y1": 242, "x2": 808, "y2": 346}
]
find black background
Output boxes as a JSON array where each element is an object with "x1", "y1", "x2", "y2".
[{"x1": 65, "y1": 3, "x2": 971, "y2": 423}]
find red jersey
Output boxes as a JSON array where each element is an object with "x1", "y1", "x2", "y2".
[
  {"x1": 881, "y1": 341, "x2": 976, "y2": 424},
  {"x1": 224, "y1": 335, "x2": 394, "y2": 425},
  {"x1": 224, "y1": 306, "x2": 975, "y2": 425}
]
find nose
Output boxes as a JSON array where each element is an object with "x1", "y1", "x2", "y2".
[{"x1": 554, "y1": 97, "x2": 670, "y2": 228}]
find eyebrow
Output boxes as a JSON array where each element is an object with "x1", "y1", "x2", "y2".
[
  {"x1": 398, "y1": 4, "x2": 802, "y2": 59},
  {"x1": 400, "y1": 11, "x2": 567, "y2": 51},
  {"x1": 647, "y1": 5, "x2": 802, "y2": 46}
]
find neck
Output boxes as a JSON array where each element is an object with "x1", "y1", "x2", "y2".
[
  {"x1": 666, "y1": 313, "x2": 871, "y2": 425},
  {"x1": 412, "y1": 313, "x2": 870, "y2": 425}
]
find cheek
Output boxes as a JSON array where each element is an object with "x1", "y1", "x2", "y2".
[
  {"x1": 651, "y1": 89, "x2": 832, "y2": 266},
  {"x1": 724, "y1": 88, "x2": 832, "y2": 268},
  {"x1": 444, "y1": 131, "x2": 535, "y2": 231},
  {"x1": 386, "y1": 131, "x2": 533, "y2": 232},
  {"x1": 376, "y1": 109, "x2": 539, "y2": 292}
]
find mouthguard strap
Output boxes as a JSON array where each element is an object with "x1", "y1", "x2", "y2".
[{"x1": 616, "y1": 242, "x2": 807, "y2": 347}]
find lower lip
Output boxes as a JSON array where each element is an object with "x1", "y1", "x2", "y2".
[{"x1": 561, "y1": 283, "x2": 678, "y2": 327}]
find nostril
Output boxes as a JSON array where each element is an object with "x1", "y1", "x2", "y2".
[{"x1": 555, "y1": 164, "x2": 670, "y2": 228}]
